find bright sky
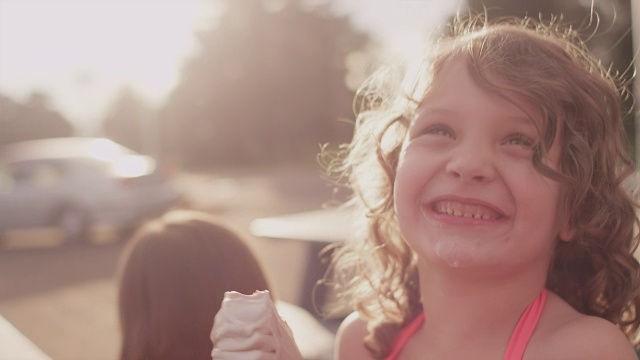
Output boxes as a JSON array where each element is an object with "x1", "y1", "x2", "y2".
[
  {"x1": 0, "y1": 0, "x2": 212, "y2": 133},
  {"x1": 337, "y1": 0, "x2": 464, "y2": 56},
  {"x1": 0, "y1": 0, "x2": 461, "y2": 134}
]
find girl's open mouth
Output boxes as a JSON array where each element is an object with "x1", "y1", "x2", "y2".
[{"x1": 432, "y1": 200, "x2": 504, "y2": 221}]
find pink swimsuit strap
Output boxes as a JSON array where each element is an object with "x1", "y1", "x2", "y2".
[
  {"x1": 385, "y1": 289, "x2": 547, "y2": 360},
  {"x1": 384, "y1": 312, "x2": 425, "y2": 360},
  {"x1": 503, "y1": 288, "x2": 547, "y2": 360}
]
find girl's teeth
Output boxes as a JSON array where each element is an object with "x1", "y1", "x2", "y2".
[{"x1": 434, "y1": 201, "x2": 499, "y2": 220}]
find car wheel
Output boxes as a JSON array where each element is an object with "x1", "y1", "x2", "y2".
[{"x1": 56, "y1": 206, "x2": 90, "y2": 245}]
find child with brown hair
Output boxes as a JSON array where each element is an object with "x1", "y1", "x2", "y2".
[
  {"x1": 331, "y1": 15, "x2": 640, "y2": 360},
  {"x1": 117, "y1": 210, "x2": 271, "y2": 360}
]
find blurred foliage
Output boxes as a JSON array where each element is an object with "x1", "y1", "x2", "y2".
[
  {"x1": 465, "y1": 0, "x2": 636, "y2": 157},
  {"x1": 101, "y1": 86, "x2": 156, "y2": 155},
  {"x1": 157, "y1": 0, "x2": 369, "y2": 168},
  {"x1": 0, "y1": 92, "x2": 75, "y2": 146}
]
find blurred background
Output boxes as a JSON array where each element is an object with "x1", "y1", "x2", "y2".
[{"x1": 0, "y1": 0, "x2": 637, "y2": 359}]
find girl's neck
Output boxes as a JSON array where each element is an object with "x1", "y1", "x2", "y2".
[{"x1": 415, "y1": 262, "x2": 547, "y2": 347}]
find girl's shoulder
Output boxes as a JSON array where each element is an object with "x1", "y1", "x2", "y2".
[
  {"x1": 531, "y1": 291, "x2": 637, "y2": 360},
  {"x1": 335, "y1": 311, "x2": 373, "y2": 360}
]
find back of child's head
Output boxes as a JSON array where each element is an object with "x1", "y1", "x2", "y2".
[
  {"x1": 117, "y1": 210, "x2": 271, "y2": 360},
  {"x1": 328, "y1": 15, "x2": 640, "y2": 357}
]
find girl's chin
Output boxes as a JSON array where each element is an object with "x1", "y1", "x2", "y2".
[{"x1": 425, "y1": 237, "x2": 492, "y2": 269}]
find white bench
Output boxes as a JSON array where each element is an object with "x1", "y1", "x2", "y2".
[
  {"x1": 250, "y1": 207, "x2": 355, "y2": 244},
  {"x1": 250, "y1": 207, "x2": 356, "y2": 314},
  {"x1": 0, "y1": 315, "x2": 51, "y2": 360}
]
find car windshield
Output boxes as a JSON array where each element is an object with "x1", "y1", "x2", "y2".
[
  {"x1": 0, "y1": 138, "x2": 153, "y2": 179},
  {"x1": 0, "y1": 138, "x2": 138, "y2": 164},
  {"x1": 82, "y1": 155, "x2": 155, "y2": 178}
]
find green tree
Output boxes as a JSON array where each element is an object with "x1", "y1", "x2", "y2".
[
  {"x1": 0, "y1": 92, "x2": 74, "y2": 146},
  {"x1": 161, "y1": 0, "x2": 368, "y2": 167}
]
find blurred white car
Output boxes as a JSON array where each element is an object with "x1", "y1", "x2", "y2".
[{"x1": 0, "y1": 137, "x2": 181, "y2": 245}]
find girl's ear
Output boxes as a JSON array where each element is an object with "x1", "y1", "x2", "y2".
[{"x1": 558, "y1": 220, "x2": 576, "y2": 242}]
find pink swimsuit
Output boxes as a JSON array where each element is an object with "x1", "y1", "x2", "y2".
[{"x1": 385, "y1": 289, "x2": 547, "y2": 360}]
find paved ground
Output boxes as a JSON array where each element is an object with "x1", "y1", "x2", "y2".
[{"x1": 0, "y1": 164, "x2": 345, "y2": 360}]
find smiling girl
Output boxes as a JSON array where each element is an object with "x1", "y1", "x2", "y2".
[{"x1": 329, "y1": 16, "x2": 640, "y2": 360}]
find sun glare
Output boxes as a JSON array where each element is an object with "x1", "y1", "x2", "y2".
[
  {"x1": 112, "y1": 155, "x2": 155, "y2": 178},
  {"x1": 88, "y1": 138, "x2": 129, "y2": 161},
  {"x1": 337, "y1": 0, "x2": 464, "y2": 60},
  {"x1": 0, "y1": 0, "x2": 462, "y2": 133},
  {"x1": 0, "y1": 0, "x2": 211, "y2": 130}
]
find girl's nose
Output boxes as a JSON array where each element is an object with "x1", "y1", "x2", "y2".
[{"x1": 445, "y1": 143, "x2": 496, "y2": 182}]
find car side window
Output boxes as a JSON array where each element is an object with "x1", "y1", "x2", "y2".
[
  {"x1": 11, "y1": 164, "x2": 31, "y2": 184},
  {"x1": 9, "y1": 160, "x2": 64, "y2": 188},
  {"x1": 0, "y1": 164, "x2": 14, "y2": 190}
]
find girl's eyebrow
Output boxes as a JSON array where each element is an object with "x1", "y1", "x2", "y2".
[
  {"x1": 415, "y1": 105, "x2": 539, "y2": 129},
  {"x1": 412, "y1": 106, "x2": 457, "y2": 121},
  {"x1": 416, "y1": 104, "x2": 454, "y2": 114}
]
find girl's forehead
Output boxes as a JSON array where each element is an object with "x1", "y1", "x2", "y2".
[{"x1": 414, "y1": 58, "x2": 546, "y2": 128}]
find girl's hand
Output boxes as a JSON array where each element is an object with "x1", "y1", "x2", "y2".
[{"x1": 210, "y1": 290, "x2": 303, "y2": 360}]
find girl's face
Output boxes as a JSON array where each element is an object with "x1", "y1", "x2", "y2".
[{"x1": 394, "y1": 58, "x2": 572, "y2": 276}]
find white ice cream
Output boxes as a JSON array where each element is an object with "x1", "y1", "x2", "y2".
[{"x1": 211, "y1": 290, "x2": 303, "y2": 360}]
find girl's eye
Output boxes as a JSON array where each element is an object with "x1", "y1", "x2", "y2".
[
  {"x1": 505, "y1": 134, "x2": 535, "y2": 148},
  {"x1": 423, "y1": 124, "x2": 455, "y2": 139}
]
